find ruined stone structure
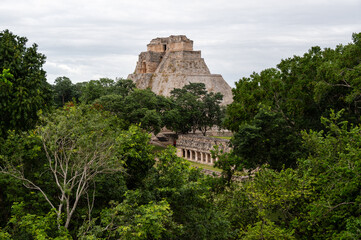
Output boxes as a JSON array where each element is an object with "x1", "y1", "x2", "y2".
[
  {"x1": 128, "y1": 35, "x2": 233, "y2": 105},
  {"x1": 176, "y1": 134, "x2": 231, "y2": 165}
]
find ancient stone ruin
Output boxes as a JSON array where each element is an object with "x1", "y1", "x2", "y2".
[
  {"x1": 128, "y1": 35, "x2": 233, "y2": 105},
  {"x1": 176, "y1": 134, "x2": 231, "y2": 165}
]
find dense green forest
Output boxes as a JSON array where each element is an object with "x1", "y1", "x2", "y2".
[{"x1": 1, "y1": 29, "x2": 361, "y2": 239}]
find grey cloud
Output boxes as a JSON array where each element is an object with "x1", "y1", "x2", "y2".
[{"x1": 0, "y1": 0, "x2": 360, "y2": 87}]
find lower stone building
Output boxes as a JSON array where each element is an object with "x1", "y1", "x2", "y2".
[{"x1": 176, "y1": 134, "x2": 231, "y2": 165}]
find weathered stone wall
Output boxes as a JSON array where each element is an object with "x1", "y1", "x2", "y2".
[
  {"x1": 127, "y1": 73, "x2": 154, "y2": 89},
  {"x1": 168, "y1": 41, "x2": 193, "y2": 52},
  {"x1": 147, "y1": 35, "x2": 193, "y2": 53},
  {"x1": 177, "y1": 134, "x2": 231, "y2": 153},
  {"x1": 176, "y1": 134, "x2": 231, "y2": 165},
  {"x1": 134, "y1": 52, "x2": 164, "y2": 74},
  {"x1": 147, "y1": 37, "x2": 168, "y2": 52},
  {"x1": 147, "y1": 44, "x2": 166, "y2": 53},
  {"x1": 155, "y1": 51, "x2": 210, "y2": 75},
  {"x1": 170, "y1": 51, "x2": 202, "y2": 60},
  {"x1": 145, "y1": 62, "x2": 159, "y2": 73}
]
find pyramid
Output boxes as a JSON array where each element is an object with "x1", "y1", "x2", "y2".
[{"x1": 128, "y1": 35, "x2": 232, "y2": 105}]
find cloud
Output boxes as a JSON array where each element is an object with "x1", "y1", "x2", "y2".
[{"x1": 0, "y1": 0, "x2": 360, "y2": 87}]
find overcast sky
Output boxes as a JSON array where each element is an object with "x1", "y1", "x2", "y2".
[{"x1": 1, "y1": 0, "x2": 360, "y2": 87}]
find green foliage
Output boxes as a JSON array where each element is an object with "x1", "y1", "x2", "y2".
[
  {"x1": 0, "y1": 229, "x2": 12, "y2": 240},
  {"x1": 235, "y1": 110, "x2": 361, "y2": 239},
  {"x1": 80, "y1": 78, "x2": 135, "y2": 104},
  {"x1": 335, "y1": 216, "x2": 361, "y2": 239},
  {"x1": 116, "y1": 125, "x2": 155, "y2": 189},
  {"x1": 227, "y1": 32, "x2": 361, "y2": 132},
  {"x1": 4, "y1": 202, "x2": 71, "y2": 240},
  {"x1": 53, "y1": 76, "x2": 79, "y2": 107},
  {"x1": 1, "y1": 30, "x2": 361, "y2": 240},
  {"x1": 143, "y1": 147, "x2": 231, "y2": 239},
  {"x1": 91, "y1": 82, "x2": 223, "y2": 135},
  {"x1": 1, "y1": 105, "x2": 125, "y2": 231},
  {"x1": 0, "y1": 30, "x2": 52, "y2": 137},
  {"x1": 80, "y1": 78, "x2": 114, "y2": 104},
  {"x1": 215, "y1": 186, "x2": 259, "y2": 238},
  {"x1": 240, "y1": 219, "x2": 295, "y2": 240},
  {"x1": 225, "y1": 32, "x2": 361, "y2": 171},
  {"x1": 212, "y1": 146, "x2": 241, "y2": 186},
  {"x1": 122, "y1": 89, "x2": 168, "y2": 134},
  {"x1": 112, "y1": 78, "x2": 137, "y2": 98},
  {"x1": 0, "y1": 68, "x2": 13, "y2": 86},
  {"x1": 294, "y1": 110, "x2": 361, "y2": 238},
  {"x1": 95, "y1": 88, "x2": 169, "y2": 134},
  {"x1": 0, "y1": 130, "x2": 52, "y2": 228},
  {"x1": 81, "y1": 195, "x2": 180, "y2": 240},
  {"x1": 168, "y1": 82, "x2": 224, "y2": 134},
  {"x1": 232, "y1": 106, "x2": 304, "y2": 170},
  {"x1": 224, "y1": 68, "x2": 282, "y2": 131}
]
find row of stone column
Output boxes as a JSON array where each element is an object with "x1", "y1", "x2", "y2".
[{"x1": 180, "y1": 148, "x2": 217, "y2": 164}]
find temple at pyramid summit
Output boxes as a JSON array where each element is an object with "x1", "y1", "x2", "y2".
[{"x1": 127, "y1": 35, "x2": 232, "y2": 105}]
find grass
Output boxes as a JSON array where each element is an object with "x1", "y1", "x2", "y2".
[
  {"x1": 210, "y1": 136, "x2": 232, "y2": 140},
  {"x1": 187, "y1": 160, "x2": 221, "y2": 172},
  {"x1": 152, "y1": 145, "x2": 167, "y2": 153},
  {"x1": 151, "y1": 144, "x2": 222, "y2": 172}
]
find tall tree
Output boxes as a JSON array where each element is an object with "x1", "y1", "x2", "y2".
[
  {"x1": 0, "y1": 105, "x2": 124, "y2": 229},
  {"x1": 53, "y1": 76, "x2": 76, "y2": 107},
  {"x1": 0, "y1": 30, "x2": 52, "y2": 137},
  {"x1": 79, "y1": 78, "x2": 136, "y2": 104},
  {"x1": 124, "y1": 89, "x2": 168, "y2": 134},
  {"x1": 169, "y1": 82, "x2": 224, "y2": 135},
  {"x1": 199, "y1": 92, "x2": 224, "y2": 135}
]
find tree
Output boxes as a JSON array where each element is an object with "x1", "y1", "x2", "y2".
[
  {"x1": 3, "y1": 202, "x2": 71, "y2": 239},
  {"x1": 121, "y1": 89, "x2": 167, "y2": 134},
  {"x1": 141, "y1": 147, "x2": 231, "y2": 239},
  {"x1": 94, "y1": 87, "x2": 170, "y2": 134},
  {"x1": 223, "y1": 32, "x2": 361, "y2": 171},
  {"x1": 231, "y1": 106, "x2": 303, "y2": 170},
  {"x1": 199, "y1": 92, "x2": 224, "y2": 135},
  {"x1": 232, "y1": 110, "x2": 361, "y2": 239},
  {"x1": 224, "y1": 68, "x2": 283, "y2": 132},
  {"x1": 116, "y1": 125, "x2": 155, "y2": 189},
  {"x1": 80, "y1": 78, "x2": 112, "y2": 104},
  {"x1": 79, "y1": 78, "x2": 136, "y2": 104},
  {"x1": 112, "y1": 78, "x2": 136, "y2": 98},
  {"x1": 170, "y1": 83, "x2": 205, "y2": 134},
  {"x1": 0, "y1": 127, "x2": 52, "y2": 229},
  {"x1": 294, "y1": 110, "x2": 361, "y2": 238},
  {"x1": 53, "y1": 76, "x2": 77, "y2": 107},
  {"x1": 79, "y1": 195, "x2": 181, "y2": 239},
  {"x1": 169, "y1": 83, "x2": 224, "y2": 135},
  {"x1": 225, "y1": 33, "x2": 361, "y2": 134},
  {"x1": 0, "y1": 29, "x2": 52, "y2": 137},
  {"x1": 0, "y1": 105, "x2": 124, "y2": 229}
]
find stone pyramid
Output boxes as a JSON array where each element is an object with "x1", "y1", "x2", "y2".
[{"x1": 128, "y1": 35, "x2": 232, "y2": 105}]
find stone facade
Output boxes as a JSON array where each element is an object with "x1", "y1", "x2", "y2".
[
  {"x1": 176, "y1": 134, "x2": 231, "y2": 165},
  {"x1": 128, "y1": 35, "x2": 233, "y2": 105}
]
